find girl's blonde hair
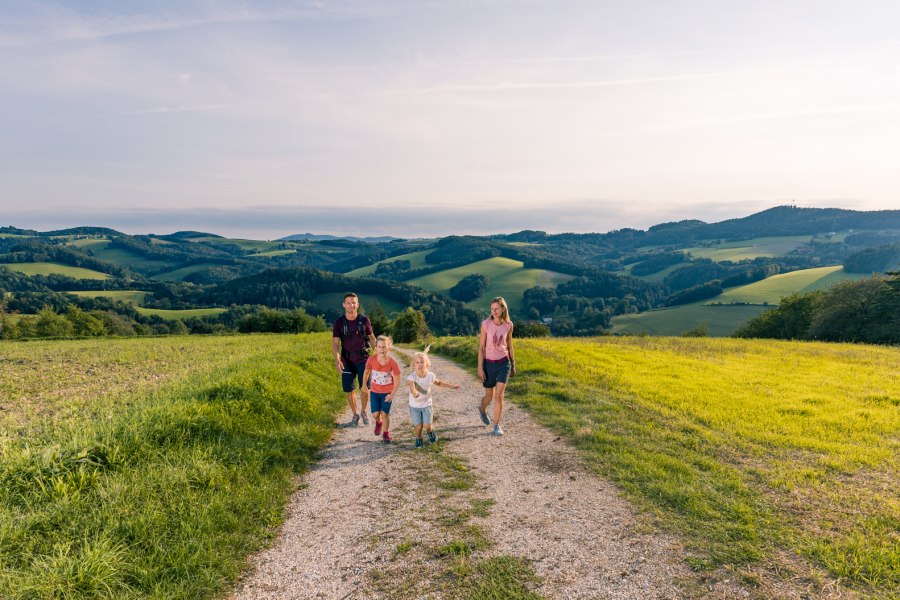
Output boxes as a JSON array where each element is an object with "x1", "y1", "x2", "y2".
[
  {"x1": 376, "y1": 334, "x2": 393, "y2": 347},
  {"x1": 490, "y1": 297, "x2": 511, "y2": 324},
  {"x1": 413, "y1": 344, "x2": 432, "y2": 369}
]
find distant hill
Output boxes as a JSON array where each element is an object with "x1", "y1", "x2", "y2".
[
  {"x1": 42, "y1": 226, "x2": 126, "y2": 237},
  {"x1": 278, "y1": 233, "x2": 403, "y2": 244}
]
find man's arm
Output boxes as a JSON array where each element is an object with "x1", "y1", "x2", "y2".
[{"x1": 332, "y1": 336, "x2": 344, "y2": 374}]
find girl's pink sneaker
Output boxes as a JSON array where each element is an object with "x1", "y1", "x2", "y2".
[
  {"x1": 382, "y1": 431, "x2": 392, "y2": 443},
  {"x1": 374, "y1": 422, "x2": 382, "y2": 436}
]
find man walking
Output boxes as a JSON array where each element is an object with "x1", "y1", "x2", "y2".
[{"x1": 332, "y1": 292, "x2": 377, "y2": 426}]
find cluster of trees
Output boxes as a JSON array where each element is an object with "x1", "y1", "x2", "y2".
[
  {"x1": 449, "y1": 274, "x2": 489, "y2": 302},
  {"x1": 0, "y1": 304, "x2": 189, "y2": 339},
  {"x1": 843, "y1": 243, "x2": 900, "y2": 273},
  {"x1": 734, "y1": 274, "x2": 899, "y2": 344}
]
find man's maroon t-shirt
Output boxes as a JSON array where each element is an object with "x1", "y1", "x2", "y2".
[{"x1": 332, "y1": 315, "x2": 373, "y2": 361}]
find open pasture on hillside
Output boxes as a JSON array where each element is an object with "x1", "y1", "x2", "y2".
[
  {"x1": 0, "y1": 262, "x2": 111, "y2": 280},
  {"x1": 431, "y1": 336, "x2": 900, "y2": 597},
  {"x1": 683, "y1": 235, "x2": 814, "y2": 260},
  {"x1": 135, "y1": 306, "x2": 228, "y2": 320},
  {"x1": 0, "y1": 333, "x2": 343, "y2": 599},
  {"x1": 154, "y1": 263, "x2": 218, "y2": 281},
  {"x1": 715, "y1": 265, "x2": 870, "y2": 305},
  {"x1": 611, "y1": 302, "x2": 767, "y2": 336},
  {"x1": 407, "y1": 256, "x2": 574, "y2": 314},
  {"x1": 66, "y1": 290, "x2": 149, "y2": 305},
  {"x1": 346, "y1": 249, "x2": 433, "y2": 277}
]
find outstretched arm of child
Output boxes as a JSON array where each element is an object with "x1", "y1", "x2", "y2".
[
  {"x1": 362, "y1": 366, "x2": 371, "y2": 395},
  {"x1": 407, "y1": 380, "x2": 419, "y2": 398},
  {"x1": 435, "y1": 378, "x2": 460, "y2": 390}
]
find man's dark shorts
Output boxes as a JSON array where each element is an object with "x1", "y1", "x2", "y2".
[
  {"x1": 482, "y1": 357, "x2": 510, "y2": 388},
  {"x1": 342, "y1": 359, "x2": 368, "y2": 392}
]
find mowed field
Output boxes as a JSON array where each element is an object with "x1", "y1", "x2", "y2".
[
  {"x1": 406, "y1": 256, "x2": 574, "y2": 315},
  {"x1": 66, "y1": 290, "x2": 149, "y2": 305},
  {"x1": 611, "y1": 303, "x2": 768, "y2": 336},
  {"x1": 0, "y1": 333, "x2": 343, "y2": 599},
  {"x1": 431, "y1": 336, "x2": 900, "y2": 598},
  {"x1": 346, "y1": 249, "x2": 433, "y2": 277},
  {"x1": 682, "y1": 235, "x2": 815, "y2": 261},
  {"x1": 614, "y1": 265, "x2": 870, "y2": 336},
  {"x1": 715, "y1": 265, "x2": 871, "y2": 304},
  {"x1": 0, "y1": 262, "x2": 111, "y2": 280}
]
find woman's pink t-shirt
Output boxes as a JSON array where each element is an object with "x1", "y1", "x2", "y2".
[{"x1": 483, "y1": 318, "x2": 513, "y2": 361}]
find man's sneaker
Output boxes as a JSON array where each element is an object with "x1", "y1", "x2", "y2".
[
  {"x1": 415, "y1": 437, "x2": 424, "y2": 448},
  {"x1": 493, "y1": 424, "x2": 504, "y2": 436},
  {"x1": 361, "y1": 413, "x2": 369, "y2": 425},
  {"x1": 382, "y1": 431, "x2": 392, "y2": 444},
  {"x1": 479, "y1": 408, "x2": 491, "y2": 425},
  {"x1": 374, "y1": 421, "x2": 382, "y2": 436},
  {"x1": 350, "y1": 414, "x2": 360, "y2": 427},
  {"x1": 428, "y1": 430, "x2": 437, "y2": 443}
]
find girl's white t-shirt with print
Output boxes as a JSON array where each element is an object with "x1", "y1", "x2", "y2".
[{"x1": 407, "y1": 371, "x2": 436, "y2": 408}]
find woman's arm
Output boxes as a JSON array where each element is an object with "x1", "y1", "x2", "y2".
[
  {"x1": 506, "y1": 326, "x2": 516, "y2": 377},
  {"x1": 476, "y1": 323, "x2": 487, "y2": 382}
]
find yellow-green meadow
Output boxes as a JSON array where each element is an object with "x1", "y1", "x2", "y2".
[{"x1": 432, "y1": 335, "x2": 900, "y2": 597}]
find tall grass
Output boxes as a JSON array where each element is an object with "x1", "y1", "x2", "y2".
[
  {"x1": 0, "y1": 333, "x2": 343, "y2": 599},
  {"x1": 431, "y1": 335, "x2": 900, "y2": 597}
]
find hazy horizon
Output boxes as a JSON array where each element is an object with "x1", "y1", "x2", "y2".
[{"x1": 3, "y1": 1, "x2": 899, "y2": 239}]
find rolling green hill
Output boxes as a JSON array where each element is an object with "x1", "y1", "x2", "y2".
[
  {"x1": 0, "y1": 262, "x2": 111, "y2": 280},
  {"x1": 346, "y1": 249, "x2": 433, "y2": 277},
  {"x1": 406, "y1": 256, "x2": 574, "y2": 315},
  {"x1": 612, "y1": 266, "x2": 871, "y2": 336},
  {"x1": 154, "y1": 263, "x2": 219, "y2": 282},
  {"x1": 715, "y1": 265, "x2": 869, "y2": 304},
  {"x1": 682, "y1": 235, "x2": 815, "y2": 260},
  {"x1": 611, "y1": 302, "x2": 768, "y2": 336},
  {"x1": 66, "y1": 290, "x2": 149, "y2": 305},
  {"x1": 135, "y1": 307, "x2": 228, "y2": 320},
  {"x1": 312, "y1": 291, "x2": 404, "y2": 316}
]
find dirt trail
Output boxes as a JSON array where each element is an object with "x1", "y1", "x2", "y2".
[{"x1": 230, "y1": 350, "x2": 713, "y2": 599}]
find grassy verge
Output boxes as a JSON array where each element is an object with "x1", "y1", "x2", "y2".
[
  {"x1": 0, "y1": 333, "x2": 343, "y2": 599},
  {"x1": 429, "y1": 335, "x2": 900, "y2": 598}
]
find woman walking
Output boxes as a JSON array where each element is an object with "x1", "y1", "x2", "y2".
[{"x1": 477, "y1": 297, "x2": 516, "y2": 436}]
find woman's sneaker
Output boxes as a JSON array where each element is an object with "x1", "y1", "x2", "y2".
[
  {"x1": 493, "y1": 424, "x2": 504, "y2": 436},
  {"x1": 479, "y1": 408, "x2": 491, "y2": 425},
  {"x1": 350, "y1": 414, "x2": 360, "y2": 427},
  {"x1": 415, "y1": 437, "x2": 424, "y2": 448},
  {"x1": 428, "y1": 430, "x2": 437, "y2": 443},
  {"x1": 382, "y1": 431, "x2": 392, "y2": 444},
  {"x1": 361, "y1": 413, "x2": 370, "y2": 425}
]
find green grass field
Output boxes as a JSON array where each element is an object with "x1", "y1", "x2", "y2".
[
  {"x1": 431, "y1": 336, "x2": 900, "y2": 597},
  {"x1": 67, "y1": 238, "x2": 111, "y2": 250},
  {"x1": 611, "y1": 303, "x2": 768, "y2": 336},
  {"x1": 0, "y1": 333, "x2": 343, "y2": 599},
  {"x1": 87, "y1": 246, "x2": 175, "y2": 271},
  {"x1": 135, "y1": 307, "x2": 228, "y2": 320},
  {"x1": 625, "y1": 261, "x2": 689, "y2": 284},
  {"x1": 406, "y1": 256, "x2": 574, "y2": 315},
  {"x1": 66, "y1": 290, "x2": 149, "y2": 305},
  {"x1": 153, "y1": 263, "x2": 219, "y2": 282},
  {"x1": 250, "y1": 249, "x2": 296, "y2": 257},
  {"x1": 0, "y1": 262, "x2": 111, "y2": 280},
  {"x1": 715, "y1": 266, "x2": 870, "y2": 304},
  {"x1": 683, "y1": 236, "x2": 814, "y2": 260},
  {"x1": 346, "y1": 249, "x2": 434, "y2": 277}
]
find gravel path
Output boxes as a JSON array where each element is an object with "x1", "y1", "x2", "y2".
[{"x1": 228, "y1": 350, "x2": 717, "y2": 599}]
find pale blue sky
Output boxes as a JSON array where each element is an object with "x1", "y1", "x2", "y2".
[{"x1": 2, "y1": 1, "x2": 899, "y2": 238}]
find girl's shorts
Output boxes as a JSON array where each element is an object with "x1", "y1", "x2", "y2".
[
  {"x1": 409, "y1": 406, "x2": 433, "y2": 426},
  {"x1": 369, "y1": 392, "x2": 392, "y2": 414}
]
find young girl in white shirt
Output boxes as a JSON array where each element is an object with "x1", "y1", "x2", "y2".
[{"x1": 407, "y1": 347, "x2": 460, "y2": 448}]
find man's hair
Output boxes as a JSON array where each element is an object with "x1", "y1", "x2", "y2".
[{"x1": 343, "y1": 292, "x2": 359, "y2": 301}]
